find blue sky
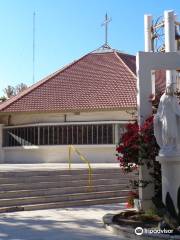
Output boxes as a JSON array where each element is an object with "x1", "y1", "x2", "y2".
[{"x1": 0, "y1": 0, "x2": 179, "y2": 95}]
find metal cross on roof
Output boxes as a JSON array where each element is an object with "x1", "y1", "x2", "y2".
[{"x1": 101, "y1": 13, "x2": 112, "y2": 47}]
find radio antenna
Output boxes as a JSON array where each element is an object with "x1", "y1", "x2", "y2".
[{"x1": 32, "y1": 11, "x2": 36, "y2": 83}]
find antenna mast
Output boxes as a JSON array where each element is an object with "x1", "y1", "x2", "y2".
[{"x1": 33, "y1": 11, "x2": 36, "y2": 83}]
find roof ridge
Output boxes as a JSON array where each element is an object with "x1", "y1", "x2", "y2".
[
  {"x1": 113, "y1": 51, "x2": 136, "y2": 78},
  {"x1": 0, "y1": 53, "x2": 90, "y2": 111},
  {"x1": 115, "y1": 50, "x2": 135, "y2": 57}
]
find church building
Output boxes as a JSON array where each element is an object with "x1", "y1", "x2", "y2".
[{"x1": 0, "y1": 45, "x2": 137, "y2": 164}]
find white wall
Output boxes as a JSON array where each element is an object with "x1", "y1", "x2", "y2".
[
  {"x1": 0, "y1": 110, "x2": 135, "y2": 164},
  {"x1": 3, "y1": 145, "x2": 117, "y2": 164}
]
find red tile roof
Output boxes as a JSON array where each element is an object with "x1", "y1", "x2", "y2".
[{"x1": 0, "y1": 50, "x2": 137, "y2": 113}]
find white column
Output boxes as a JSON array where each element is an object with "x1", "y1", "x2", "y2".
[
  {"x1": 136, "y1": 53, "x2": 152, "y2": 125},
  {"x1": 144, "y1": 15, "x2": 156, "y2": 95},
  {"x1": 114, "y1": 124, "x2": 120, "y2": 145},
  {"x1": 0, "y1": 124, "x2": 4, "y2": 163},
  {"x1": 137, "y1": 52, "x2": 154, "y2": 210},
  {"x1": 144, "y1": 15, "x2": 153, "y2": 52},
  {"x1": 174, "y1": 14, "x2": 180, "y2": 90},
  {"x1": 164, "y1": 10, "x2": 177, "y2": 88}
]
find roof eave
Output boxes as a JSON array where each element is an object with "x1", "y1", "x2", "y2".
[{"x1": 0, "y1": 106, "x2": 137, "y2": 115}]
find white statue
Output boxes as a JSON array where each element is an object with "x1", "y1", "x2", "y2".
[{"x1": 154, "y1": 84, "x2": 180, "y2": 156}]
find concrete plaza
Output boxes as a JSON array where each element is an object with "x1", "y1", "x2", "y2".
[{"x1": 0, "y1": 204, "x2": 127, "y2": 240}]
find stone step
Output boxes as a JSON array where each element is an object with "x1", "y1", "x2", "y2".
[
  {"x1": 0, "y1": 168, "x2": 126, "y2": 177},
  {"x1": 0, "y1": 196, "x2": 127, "y2": 213},
  {"x1": 0, "y1": 164, "x2": 136, "y2": 211},
  {"x1": 0, "y1": 173, "x2": 135, "y2": 184},
  {"x1": 0, "y1": 190, "x2": 129, "y2": 207},
  {"x1": 23, "y1": 196, "x2": 127, "y2": 211},
  {"x1": 0, "y1": 177, "x2": 131, "y2": 191},
  {"x1": 0, "y1": 183, "x2": 129, "y2": 199}
]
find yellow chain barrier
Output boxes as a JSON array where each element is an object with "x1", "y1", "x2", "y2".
[{"x1": 68, "y1": 145, "x2": 93, "y2": 188}]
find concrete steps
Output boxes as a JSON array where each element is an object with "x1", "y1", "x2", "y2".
[
  {"x1": 0, "y1": 164, "x2": 137, "y2": 212},
  {"x1": 0, "y1": 184, "x2": 128, "y2": 199},
  {"x1": 0, "y1": 197, "x2": 127, "y2": 213},
  {"x1": 0, "y1": 190, "x2": 129, "y2": 207},
  {"x1": 0, "y1": 167, "x2": 123, "y2": 177},
  {"x1": 0, "y1": 173, "x2": 130, "y2": 184},
  {"x1": 0, "y1": 178, "x2": 131, "y2": 191},
  {"x1": 23, "y1": 196, "x2": 127, "y2": 211}
]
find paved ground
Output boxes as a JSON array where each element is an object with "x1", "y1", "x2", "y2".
[{"x1": 0, "y1": 204, "x2": 127, "y2": 240}]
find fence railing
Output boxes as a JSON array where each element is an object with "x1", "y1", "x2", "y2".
[{"x1": 3, "y1": 123, "x2": 116, "y2": 147}]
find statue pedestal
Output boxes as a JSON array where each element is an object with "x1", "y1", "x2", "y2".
[{"x1": 157, "y1": 156, "x2": 180, "y2": 211}]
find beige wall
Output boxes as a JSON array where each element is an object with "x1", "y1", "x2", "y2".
[{"x1": 0, "y1": 110, "x2": 136, "y2": 126}]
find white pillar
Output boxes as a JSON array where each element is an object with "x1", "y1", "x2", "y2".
[
  {"x1": 0, "y1": 124, "x2": 4, "y2": 163},
  {"x1": 164, "y1": 10, "x2": 177, "y2": 88},
  {"x1": 114, "y1": 124, "x2": 120, "y2": 145},
  {"x1": 144, "y1": 15, "x2": 153, "y2": 52},
  {"x1": 144, "y1": 15, "x2": 156, "y2": 95},
  {"x1": 137, "y1": 52, "x2": 154, "y2": 210},
  {"x1": 164, "y1": 10, "x2": 176, "y2": 53},
  {"x1": 174, "y1": 14, "x2": 180, "y2": 90},
  {"x1": 136, "y1": 53, "x2": 152, "y2": 125}
]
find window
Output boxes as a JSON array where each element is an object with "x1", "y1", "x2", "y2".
[
  {"x1": 3, "y1": 127, "x2": 38, "y2": 147},
  {"x1": 3, "y1": 124, "x2": 116, "y2": 147}
]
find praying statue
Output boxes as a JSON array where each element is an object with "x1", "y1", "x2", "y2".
[{"x1": 154, "y1": 84, "x2": 180, "y2": 156}]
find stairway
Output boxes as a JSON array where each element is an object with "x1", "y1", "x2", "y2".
[{"x1": 0, "y1": 164, "x2": 137, "y2": 212}]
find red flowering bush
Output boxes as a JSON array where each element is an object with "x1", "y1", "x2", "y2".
[
  {"x1": 116, "y1": 114, "x2": 162, "y2": 205},
  {"x1": 116, "y1": 122, "x2": 139, "y2": 172},
  {"x1": 116, "y1": 90, "x2": 180, "y2": 206},
  {"x1": 116, "y1": 116, "x2": 159, "y2": 173}
]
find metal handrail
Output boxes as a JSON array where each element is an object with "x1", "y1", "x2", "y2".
[{"x1": 68, "y1": 145, "x2": 93, "y2": 187}]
